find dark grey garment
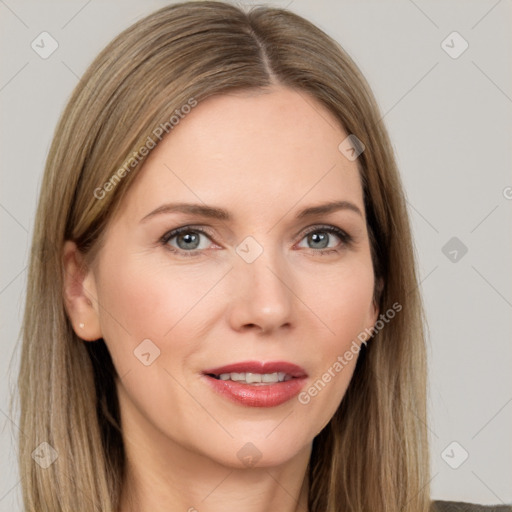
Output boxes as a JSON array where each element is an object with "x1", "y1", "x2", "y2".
[{"x1": 431, "y1": 501, "x2": 512, "y2": 511}]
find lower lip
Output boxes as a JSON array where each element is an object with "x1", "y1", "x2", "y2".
[{"x1": 202, "y1": 375, "x2": 307, "y2": 407}]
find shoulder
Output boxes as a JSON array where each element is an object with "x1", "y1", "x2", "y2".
[{"x1": 431, "y1": 500, "x2": 512, "y2": 512}]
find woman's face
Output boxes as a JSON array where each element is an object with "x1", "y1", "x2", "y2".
[{"x1": 78, "y1": 86, "x2": 378, "y2": 469}]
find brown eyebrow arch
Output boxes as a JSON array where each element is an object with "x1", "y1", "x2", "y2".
[{"x1": 140, "y1": 200, "x2": 363, "y2": 223}]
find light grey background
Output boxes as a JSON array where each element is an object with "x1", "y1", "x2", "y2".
[{"x1": 1, "y1": 0, "x2": 511, "y2": 509}]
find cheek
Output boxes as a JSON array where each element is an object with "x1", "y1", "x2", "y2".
[
  {"x1": 94, "y1": 262, "x2": 169, "y2": 347},
  {"x1": 292, "y1": 257, "x2": 374, "y2": 432},
  {"x1": 299, "y1": 255, "x2": 375, "y2": 336},
  {"x1": 93, "y1": 258, "x2": 216, "y2": 437},
  {"x1": 94, "y1": 254, "x2": 227, "y2": 367}
]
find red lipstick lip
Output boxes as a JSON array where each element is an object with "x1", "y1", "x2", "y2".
[{"x1": 202, "y1": 361, "x2": 308, "y2": 378}]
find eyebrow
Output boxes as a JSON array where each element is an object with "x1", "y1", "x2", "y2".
[{"x1": 140, "y1": 200, "x2": 363, "y2": 223}]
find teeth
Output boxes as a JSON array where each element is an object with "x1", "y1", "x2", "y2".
[
  {"x1": 246, "y1": 372, "x2": 262, "y2": 383},
  {"x1": 216, "y1": 372, "x2": 292, "y2": 384}
]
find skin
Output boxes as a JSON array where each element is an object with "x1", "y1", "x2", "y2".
[{"x1": 63, "y1": 86, "x2": 379, "y2": 512}]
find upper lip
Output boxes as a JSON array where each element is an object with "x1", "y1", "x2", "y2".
[{"x1": 202, "y1": 361, "x2": 308, "y2": 378}]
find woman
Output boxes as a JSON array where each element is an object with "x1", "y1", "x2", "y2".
[{"x1": 14, "y1": 1, "x2": 511, "y2": 511}]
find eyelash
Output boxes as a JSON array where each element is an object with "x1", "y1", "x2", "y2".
[{"x1": 159, "y1": 224, "x2": 353, "y2": 258}]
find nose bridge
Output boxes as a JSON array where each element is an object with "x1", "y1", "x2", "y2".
[{"x1": 228, "y1": 235, "x2": 294, "y2": 332}]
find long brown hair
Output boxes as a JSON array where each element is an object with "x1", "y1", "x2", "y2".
[{"x1": 13, "y1": 2, "x2": 431, "y2": 510}]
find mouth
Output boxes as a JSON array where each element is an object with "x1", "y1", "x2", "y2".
[
  {"x1": 202, "y1": 360, "x2": 307, "y2": 384},
  {"x1": 206, "y1": 372, "x2": 293, "y2": 384},
  {"x1": 201, "y1": 361, "x2": 308, "y2": 407}
]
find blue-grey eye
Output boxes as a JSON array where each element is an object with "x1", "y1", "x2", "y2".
[
  {"x1": 167, "y1": 230, "x2": 211, "y2": 251},
  {"x1": 297, "y1": 228, "x2": 343, "y2": 250},
  {"x1": 308, "y1": 232, "x2": 329, "y2": 249}
]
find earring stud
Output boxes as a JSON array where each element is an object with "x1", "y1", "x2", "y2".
[{"x1": 79, "y1": 322, "x2": 85, "y2": 328}]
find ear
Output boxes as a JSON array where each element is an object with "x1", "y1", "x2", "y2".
[{"x1": 62, "y1": 240, "x2": 102, "y2": 341}]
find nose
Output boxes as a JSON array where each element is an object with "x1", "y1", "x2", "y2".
[{"x1": 227, "y1": 245, "x2": 294, "y2": 335}]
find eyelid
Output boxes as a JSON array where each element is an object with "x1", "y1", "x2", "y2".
[
  {"x1": 160, "y1": 224, "x2": 215, "y2": 240},
  {"x1": 299, "y1": 223, "x2": 349, "y2": 239}
]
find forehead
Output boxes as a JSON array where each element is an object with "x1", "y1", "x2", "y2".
[{"x1": 114, "y1": 86, "x2": 364, "y2": 224}]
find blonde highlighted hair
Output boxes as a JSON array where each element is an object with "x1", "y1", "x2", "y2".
[{"x1": 13, "y1": 1, "x2": 431, "y2": 510}]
